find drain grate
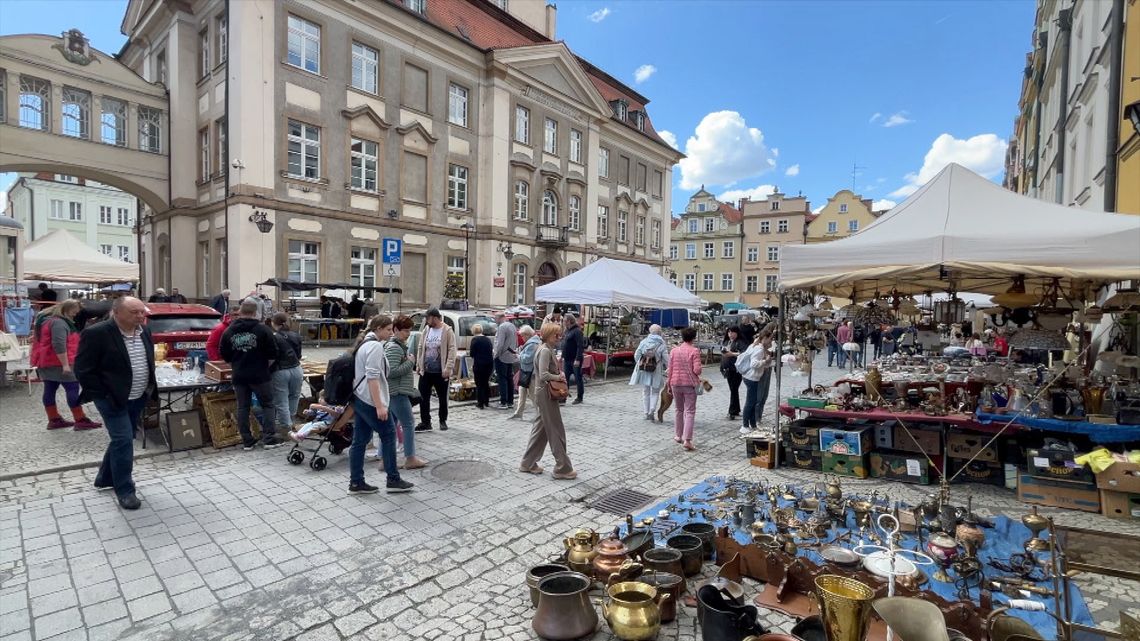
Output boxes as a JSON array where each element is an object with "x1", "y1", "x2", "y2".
[
  {"x1": 430, "y1": 460, "x2": 498, "y2": 482},
  {"x1": 588, "y1": 488, "x2": 655, "y2": 515}
]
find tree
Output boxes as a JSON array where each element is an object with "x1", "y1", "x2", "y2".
[{"x1": 443, "y1": 272, "x2": 466, "y2": 300}]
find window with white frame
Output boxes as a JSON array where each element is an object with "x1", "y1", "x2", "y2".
[
  {"x1": 61, "y1": 87, "x2": 90, "y2": 139},
  {"x1": 543, "y1": 118, "x2": 557, "y2": 153},
  {"x1": 50, "y1": 200, "x2": 64, "y2": 220},
  {"x1": 287, "y1": 15, "x2": 320, "y2": 73},
  {"x1": 448, "y1": 164, "x2": 469, "y2": 210},
  {"x1": 350, "y1": 138, "x2": 378, "y2": 192},
  {"x1": 670, "y1": 245, "x2": 678, "y2": 260},
  {"x1": 684, "y1": 273, "x2": 696, "y2": 291},
  {"x1": 118, "y1": 245, "x2": 131, "y2": 262},
  {"x1": 216, "y1": 14, "x2": 228, "y2": 64},
  {"x1": 99, "y1": 206, "x2": 113, "y2": 224},
  {"x1": 746, "y1": 246, "x2": 758, "y2": 262},
  {"x1": 771, "y1": 200, "x2": 780, "y2": 211},
  {"x1": 288, "y1": 240, "x2": 319, "y2": 283},
  {"x1": 765, "y1": 275, "x2": 778, "y2": 291},
  {"x1": 652, "y1": 219, "x2": 661, "y2": 248},
  {"x1": 687, "y1": 219, "x2": 698, "y2": 233},
  {"x1": 721, "y1": 273, "x2": 733, "y2": 291},
  {"x1": 18, "y1": 76, "x2": 50, "y2": 131},
  {"x1": 685, "y1": 243, "x2": 695, "y2": 259},
  {"x1": 216, "y1": 118, "x2": 227, "y2": 175},
  {"x1": 57, "y1": 175, "x2": 78, "y2": 184},
  {"x1": 138, "y1": 107, "x2": 162, "y2": 153},
  {"x1": 512, "y1": 263, "x2": 527, "y2": 305},
  {"x1": 68, "y1": 202, "x2": 83, "y2": 221},
  {"x1": 746, "y1": 275, "x2": 758, "y2": 292},
  {"x1": 839, "y1": 203, "x2": 848, "y2": 213},
  {"x1": 199, "y1": 128, "x2": 211, "y2": 181},
  {"x1": 777, "y1": 219, "x2": 789, "y2": 233},
  {"x1": 597, "y1": 205, "x2": 609, "y2": 239},
  {"x1": 542, "y1": 190, "x2": 558, "y2": 225},
  {"x1": 514, "y1": 181, "x2": 529, "y2": 220},
  {"x1": 767, "y1": 245, "x2": 779, "y2": 261},
  {"x1": 617, "y1": 210, "x2": 628, "y2": 242},
  {"x1": 117, "y1": 207, "x2": 131, "y2": 226},
  {"x1": 703, "y1": 273, "x2": 714, "y2": 291},
  {"x1": 848, "y1": 220, "x2": 859, "y2": 232},
  {"x1": 351, "y1": 42, "x2": 378, "y2": 94},
  {"x1": 287, "y1": 120, "x2": 320, "y2": 179},
  {"x1": 614, "y1": 100, "x2": 627, "y2": 121},
  {"x1": 448, "y1": 83, "x2": 468, "y2": 127},
  {"x1": 828, "y1": 221, "x2": 838, "y2": 233},
  {"x1": 407, "y1": 0, "x2": 426, "y2": 14},
  {"x1": 350, "y1": 246, "x2": 377, "y2": 288},
  {"x1": 568, "y1": 195, "x2": 581, "y2": 231},
  {"x1": 635, "y1": 215, "x2": 645, "y2": 245},
  {"x1": 199, "y1": 28, "x2": 210, "y2": 77},
  {"x1": 722, "y1": 241, "x2": 734, "y2": 258},
  {"x1": 569, "y1": 129, "x2": 582, "y2": 163},
  {"x1": 760, "y1": 220, "x2": 770, "y2": 234},
  {"x1": 599, "y1": 148, "x2": 609, "y2": 177},
  {"x1": 704, "y1": 217, "x2": 715, "y2": 232},
  {"x1": 515, "y1": 105, "x2": 529, "y2": 143},
  {"x1": 447, "y1": 255, "x2": 466, "y2": 283},
  {"x1": 703, "y1": 242, "x2": 714, "y2": 259},
  {"x1": 99, "y1": 244, "x2": 112, "y2": 256}
]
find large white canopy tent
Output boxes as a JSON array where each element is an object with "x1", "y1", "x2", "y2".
[
  {"x1": 780, "y1": 163, "x2": 1140, "y2": 300},
  {"x1": 22, "y1": 229, "x2": 139, "y2": 284},
  {"x1": 536, "y1": 257, "x2": 705, "y2": 307}
]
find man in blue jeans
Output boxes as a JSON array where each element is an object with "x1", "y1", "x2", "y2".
[
  {"x1": 492, "y1": 312, "x2": 518, "y2": 409},
  {"x1": 349, "y1": 316, "x2": 413, "y2": 494},
  {"x1": 75, "y1": 296, "x2": 157, "y2": 510},
  {"x1": 561, "y1": 314, "x2": 586, "y2": 404}
]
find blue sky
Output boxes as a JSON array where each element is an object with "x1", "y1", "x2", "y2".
[{"x1": 0, "y1": 0, "x2": 1034, "y2": 214}]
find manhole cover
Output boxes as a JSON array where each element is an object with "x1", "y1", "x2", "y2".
[
  {"x1": 430, "y1": 460, "x2": 498, "y2": 482},
  {"x1": 589, "y1": 488, "x2": 655, "y2": 515}
]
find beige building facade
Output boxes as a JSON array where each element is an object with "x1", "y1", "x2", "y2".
[
  {"x1": 738, "y1": 189, "x2": 811, "y2": 308},
  {"x1": 116, "y1": 0, "x2": 680, "y2": 306},
  {"x1": 667, "y1": 188, "x2": 743, "y2": 306},
  {"x1": 806, "y1": 190, "x2": 880, "y2": 241}
]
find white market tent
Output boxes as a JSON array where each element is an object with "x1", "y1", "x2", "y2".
[
  {"x1": 780, "y1": 163, "x2": 1140, "y2": 299},
  {"x1": 23, "y1": 229, "x2": 139, "y2": 284},
  {"x1": 535, "y1": 257, "x2": 705, "y2": 307}
]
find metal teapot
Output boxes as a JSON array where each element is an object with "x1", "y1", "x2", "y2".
[{"x1": 563, "y1": 528, "x2": 600, "y2": 574}]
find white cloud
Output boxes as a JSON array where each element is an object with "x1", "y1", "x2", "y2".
[
  {"x1": 872, "y1": 199, "x2": 897, "y2": 211},
  {"x1": 677, "y1": 111, "x2": 775, "y2": 190},
  {"x1": 587, "y1": 7, "x2": 611, "y2": 22},
  {"x1": 882, "y1": 111, "x2": 914, "y2": 128},
  {"x1": 869, "y1": 113, "x2": 882, "y2": 123},
  {"x1": 718, "y1": 184, "x2": 777, "y2": 204},
  {"x1": 658, "y1": 130, "x2": 679, "y2": 150},
  {"x1": 784, "y1": 164, "x2": 800, "y2": 177},
  {"x1": 633, "y1": 64, "x2": 656, "y2": 84},
  {"x1": 812, "y1": 205, "x2": 824, "y2": 214},
  {"x1": 889, "y1": 133, "x2": 1007, "y2": 198}
]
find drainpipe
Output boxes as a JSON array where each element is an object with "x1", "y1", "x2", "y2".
[
  {"x1": 1054, "y1": 7, "x2": 1072, "y2": 205},
  {"x1": 1032, "y1": 32, "x2": 1048, "y2": 195},
  {"x1": 1103, "y1": 0, "x2": 1125, "y2": 212},
  {"x1": 22, "y1": 179, "x2": 35, "y2": 241},
  {"x1": 222, "y1": 0, "x2": 231, "y2": 291}
]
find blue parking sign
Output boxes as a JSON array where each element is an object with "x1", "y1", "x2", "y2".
[{"x1": 382, "y1": 238, "x2": 402, "y2": 265}]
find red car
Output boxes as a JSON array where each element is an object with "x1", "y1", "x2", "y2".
[{"x1": 144, "y1": 303, "x2": 222, "y2": 359}]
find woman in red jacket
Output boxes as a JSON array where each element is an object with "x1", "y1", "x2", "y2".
[
  {"x1": 206, "y1": 314, "x2": 233, "y2": 362},
  {"x1": 666, "y1": 327, "x2": 703, "y2": 451},
  {"x1": 31, "y1": 300, "x2": 101, "y2": 430}
]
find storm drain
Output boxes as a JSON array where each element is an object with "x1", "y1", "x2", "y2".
[
  {"x1": 430, "y1": 460, "x2": 498, "y2": 482},
  {"x1": 588, "y1": 488, "x2": 655, "y2": 515}
]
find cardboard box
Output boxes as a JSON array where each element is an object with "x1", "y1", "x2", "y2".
[
  {"x1": 1026, "y1": 447, "x2": 1096, "y2": 486},
  {"x1": 745, "y1": 437, "x2": 776, "y2": 461},
  {"x1": 873, "y1": 424, "x2": 893, "y2": 450},
  {"x1": 823, "y1": 452, "x2": 869, "y2": 479},
  {"x1": 750, "y1": 450, "x2": 776, "y2": 469},
  {"x1": 1095, "y1": 461, "x2": 1140, "y2": 494},
  {"x1": 785, "y1": 425, "x2": 821, "y2": 450},
  {"x1": 819, "y1": 427, "x2": 873, "y2": 456},
  {"x1": 948, "y1": 459, "x2": 1005, "y2": 487},
  {"x1": 204, "y1": 361, "x2": 233, "y2": 382},
  {"x1": 892, "y1": 426, "x2": 942, "y2": 455},
  {"x1": 947, "y1": 432, "x2": 999, "y2": 463},
  {"x1": 1099, "y1": 490, "x2": 1140, "y2": 520},
  {"x1": 1017, "y1": 474, "x2": 1101, "y2": 513},
  {"x1": 785, "y1": 447, "x2": 822, "y2": 471},
  {"x1": 869, "y1": 451, "x2": 931, "y2": 484}
]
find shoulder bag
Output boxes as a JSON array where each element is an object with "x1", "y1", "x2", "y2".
[{"x1": 547, "y1": 379, "x2": 569, "y2": 401}]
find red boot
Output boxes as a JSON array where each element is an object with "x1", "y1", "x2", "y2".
[
  {"x1": 73, "y1": 419, "x2": 103, "y2": 431},
  {"x1": 47, "y1": 418, "x2": 75, "y2": 430}
]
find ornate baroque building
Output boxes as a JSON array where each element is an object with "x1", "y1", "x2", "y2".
[{"x1": 667, "y1": 188, "x2": 743, "y2": 306}]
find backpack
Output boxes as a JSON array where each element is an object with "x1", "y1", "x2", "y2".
[
  {"x1": 735, "y1": 348, "x2": 754, "y2": 376},
  {"x1": 639, "y1": 350, "x2": 658, "y2": 373},
  {"x1": 323, "y1": 338, "x2": 375, "y2": 405},
  {"x1": 519, "y1": 338, "x2": 540, "y2": 372}
]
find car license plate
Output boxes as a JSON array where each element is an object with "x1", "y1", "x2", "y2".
[{"x1": 175, "y1": 342, "x2": 206, "y2": 350}]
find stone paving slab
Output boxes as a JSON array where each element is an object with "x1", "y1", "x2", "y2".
[{"x1": 0, "y1": 355, "x2": 1136, "y2": 640}]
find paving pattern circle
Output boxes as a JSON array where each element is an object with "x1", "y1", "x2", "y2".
[{"x1": 430, "y1": 459, "x2": 498, "y2": 482}]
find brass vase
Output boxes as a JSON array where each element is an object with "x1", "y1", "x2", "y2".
[
  {"x1": 1082, "y1": 386, "x2": 1105, "y2": 415},
  {"x1": 563, "y1": 528, "x2": 600, "y2": 575},
  {"x1": 813, "y1": 575, "x2": 875, "y2": 641},
  {"x1": 602, "y1": 581, "x2": 669, "y2": 641}
]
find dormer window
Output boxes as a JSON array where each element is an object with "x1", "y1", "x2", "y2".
[
  {"x1": 407, "y1": 0, "x2": 426, "y2": 14},
  {"x1": 632, "y1": 110, "x2": 645, "y2": 131},
  {"x1": 611, "y1": 99, "x2": 628, "y2": 121}
]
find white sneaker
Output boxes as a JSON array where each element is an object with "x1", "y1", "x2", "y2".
[
  {"x1": 739, "y1": 426, "x2": 752, "y2": 436},
  {"x1": 366, "y1": 448, "x2": 381, "y2": 460}
]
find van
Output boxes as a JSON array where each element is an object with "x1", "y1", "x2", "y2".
[{"x1": 408, "y1": 309, "x2": 498, "y2": 355}]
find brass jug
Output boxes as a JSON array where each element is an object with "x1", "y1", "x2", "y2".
[
  {"x1": 564, "y1": 528, "x2": 600, "y2": 574},
  {"x1": 602, "y1": 580, "x2": 670, "y2": 641},
  {"x1": 864, "y1": 366, "x2": 883, "y2": 403}
]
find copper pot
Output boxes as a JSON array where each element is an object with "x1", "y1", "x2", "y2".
[
  {"x1": 526, "y1": 563, "x2": 569, "y2": 607},
  {"x1": 641, "y1": 547, "x2": 685, "y2": 579},
  {"x1": 639, "y1": 571, "x2": 683, "y2": 623},
  {"x1": 592, "y1": 535, "x2": 631, "y2": 581},
  {"x1": 532, "y1": 571, "x2": 598, "y2": 640},
  {"x1": 682, "y1": 522, "x2": 717, "y2": 560}
]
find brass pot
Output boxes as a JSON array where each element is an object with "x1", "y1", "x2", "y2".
[
  {"x1": 592, "y1": 535, "x2": 631, "y2": 581},
  {"x1": 681, "y1": 521, "x2": 717, "y2": 560},
  {"x1": 563, "y1": 528, "x2": 600, "y2": 575},
  {"x1": 639, "y1": 571, "x2": 684, "y2": 623},
  {"x1": 603, "y1": 581, "x2": 669, "y2": 641},
  {"x1": 955, "y1": 522, "x2": 986, "y2": 557},
  {"x1": 532, "y1": 571, "x2": 598, "y2": 640},
  {"x1": 641, "y1": 547, "x2": 685, "y2": 579},
  {"x1": 526, "y1": 563, "x2": 569, "y2": 608},
  {"x1": 666, "y1": 534, "x2": 704, "y2": 577}
]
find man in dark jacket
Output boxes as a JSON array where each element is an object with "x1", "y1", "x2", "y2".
[
  {"x1": 208, "y1": 289, "x2": 231, "y2": 316},
  {"x1": 562, "y1": 314, "x2": 586, "y2": 404},
  {"x1": 346, "y1": 294, "x2": 365, "y2": 319},
  {"x1": 220, "y1": 300, "x2": 282, "y2": 450},
  {"x1": 75, "y1": 296, "x2": 156, "y2": 510}
]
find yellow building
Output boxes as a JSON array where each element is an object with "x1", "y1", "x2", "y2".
[
  {"x1": 805, "y1": 190, "x2": 881, "y2": 241},
  {"x1": 1118, "y1": 0, "x2": 1140, "y2": 214},
  {"x1": 668, "y1": 188, "x2": 743, "y2": 305},
  {"x1": 738, "y1": 189, "x2": 811, "y2": 308}
]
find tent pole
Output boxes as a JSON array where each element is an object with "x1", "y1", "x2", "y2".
[
  {"x1": 775, "y1": 291, "x2": 786, "y2": 469},
  {"x1": 604, "y1": 305, "x2": 611, "y2": 381}
]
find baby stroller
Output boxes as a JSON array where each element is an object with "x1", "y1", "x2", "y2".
[{"x1": 286, "y1": 405, "x2": 354, "y2": 471}]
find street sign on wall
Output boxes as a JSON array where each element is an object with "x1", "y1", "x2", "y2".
[{"x1": 382, "y1": 237, "x2": 402, "y2": 277}]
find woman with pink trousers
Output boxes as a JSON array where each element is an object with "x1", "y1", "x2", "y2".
[{"x1": 667, "y1": 327, "x2": 703, "y2": 451}]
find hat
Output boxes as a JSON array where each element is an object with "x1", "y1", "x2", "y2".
[{"x1": 426, "y1": 308, "x2": 442, "y2": 318}]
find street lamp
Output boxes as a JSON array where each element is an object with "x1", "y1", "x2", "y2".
[
  {"x1": 1126, "y1": 100, "x2": 1140, "y2": 136},
  {"x1": 497, "y1": 239, "x2": 515, "y2": 261},
  {"x1": 692, "y1": 263, "x2": 701, "y2": 292},
  {"x1": 249, "y1": 209, "x2": 273, "y2": 233},
  {"x1": 459, "y1": 222, "x2": 473, "y2": 301}
]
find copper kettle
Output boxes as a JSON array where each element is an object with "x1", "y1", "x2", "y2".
[
  {"x1": 563, "y1": 528, "x2": 600, "y2": 575},
  {"x1": 592, "y1": 534, "x2": 631, "y2": 580}
]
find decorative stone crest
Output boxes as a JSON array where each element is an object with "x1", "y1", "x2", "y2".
[{"x1": 52, "y1": 29, "x2": 99, "y2": 66}]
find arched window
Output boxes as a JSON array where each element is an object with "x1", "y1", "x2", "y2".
[
  {"x1": 512, "y1": 262, "x2": 527, "y2": 305},
  {"x1": 542, "y1": 190, "x2": 558, "y2": 226},
  {"x1": 514, "y1": 181, "x2": 529, "y2": 221},
  {"x1": 18, "y1": 76, "x2": 50, "y2": 131}
]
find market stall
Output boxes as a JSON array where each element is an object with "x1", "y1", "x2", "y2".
[{"x1": 257, "y1": 278, "x2": 402, "y2": 344}]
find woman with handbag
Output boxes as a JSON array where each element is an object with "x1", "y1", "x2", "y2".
[
  {"x1": 32, "y1": 300, "x2": 102, "y2": 431},
  {"x1": 385, "y1": 315, "x2": 427, "y2": 469},
  {"x1": 667, "y1": 327, "x2": 703, "y2": 451},
  {"x1": 519, "y1": 322, "x2": 576, "y2": 479},
  {"x1": 630, "y1": 324, "x2": 669, "y2": 421}
]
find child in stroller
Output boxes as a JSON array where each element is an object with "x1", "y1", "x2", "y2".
[
  {"x1": 286, "y1": 391, "x2": 354, "y2": 471},
  {"x1": 290, "y1": 395, "x2": 345, "y2": 442}
]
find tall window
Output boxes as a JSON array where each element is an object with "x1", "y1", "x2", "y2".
[
  {"x1": 619, "y1": 156, "x2": 630, "y2": 184},
  {"x1": 407, "y1": 0, "x2": 427, "y2": 14},
  {"x1": 100, "y1": 244, "x2": 112, "y2": 256},
  {"x1": 117, "y1": 207, "x2": 131, "y2": 226},
  {"x1": 568, "y1": 195, "x2": 581, "y2": 231},
  {"x1": 448, "y1": 83, "x2": 468, "y2": 127},
  {"x1": 350, "y1": 246, "x2": 377, "y2": 288},
  {"x1": 597, "y1": 206, "x2": 609, "y2": 239},
  {"x1": 448, "y1": 164, "x2": 469, "y2": 209},
  {"x1": 100, "y1": 98, "x2": 126, "y2": 146},
  {"x1": 351, "y1": 42, "x2": 378, "y2": 93},
  {"x1": 199, "y1": 128, "x2": 211, "y2": 181},
  {"x1": 760, "y1": 221, "x2": 770, "y2": 234},
  {"x1": 703, "y1": 241, "x2": 716, "y2": 258},
  {"x1": 687, "y1": 219, "x2": 698, "y2": 233},
  {"x1": 50, "y1": 200, "x2": 64, "y2": 220},
  {"x1": 746, "y1": 275, "x2": 758, "y2": 292},
  {"x1": 100, "y1": 206, "x2": 113, "y2": 224},
  {"x1": 515, "y1": 105, "x2": 529, "y2": 143},
  {"x1": 652, "y1": 170, "x2": 663, "y2": 197},
  {"x1": 287, "y1": 120, "x2": 320, "y2": 179},
  {"x1": 765, "y1": 275, "x2": 778, "y2": 292},
  {"x1": 288, "y1": 240, "x2": 319, "y2": 283},
  {"x1": 721, "y1": 274, "x2": 734, "y2": 291},
  {"x1": 767, "y1": 245, "x2": 779, "y2": 261},
  {"x1": 703, "y1": 273, "x2": 714, "y2": 291},
  {"x1": 350, "y1": 138, "x2": 378, "y2": 191},
  {"x1": 118, "y1": 245, "x2": 131, "y2": 262},
  {"x1": 68, "y1": 202, "x2": 83, "y2": 222},
  {"x1": 543, "y1": 118, "x2": 557, "y2": 153},
  {"x1": 827, "y1": 221, "x2": 838, "y2": 233},
  {"x1": 599, "y1": 148, "x2": 609, "y2": 178},
  {"x1": 684, "y1": 273, "x2": 696, "y2": 291},
  {"x1": 746, "y1": 246, "x2": 759, "y2": 262},
  {"x1": 635, "y1": 216, "x2": 645, "y2": 245},
  {"x1": 669, "y1": 244, "x2": 678, "y2": 260},
  {"x1": 771, "y1": 200, "x2": 780, "y2": 211},
  {"x1": 216, "y1": 118, "x2": 227, "y2": 174},
  {"x1": 617, "y1": 210, "x2": 628, "y2": 242},
  {"x1": 542, "y1": 190, "x2": 558, "y2": 225},
  {"x1": 569, "y1": 129, "x2": 582, "y2": 163},
  {"x1": 704, "y1": 217, "x2": 715, "y2": 232},
  {"x1": 198, "y1": 28, "x2": 210, "y2": 77},
  {"x1": 155, "y1": 50, "x2": 167, "y2": 85},
  {"x1": 138, "y1": 107, "x2": 162, "y2": 153},
  {"x1": 287, "y1": 15, "x2": 321, "y2": 73},
  {"x1": 19, "y1": 76, "x2": 50, "y2": 131},
  {"x1": 722, "y1": 241, "x2": 734, "y2": 258},
  {"x1": 777, "y1": 219, "x2": 789, "y2": 233},
  {"x1": 684, "y1": 243, "x2": 695, "y2": 259},
  {"x1": 636, "y1": 163, "x2": 647, "y2": 192},
  {"x1": 652, "y1": 219, "x2": 661, "y2": 248},
  {"x1": 512, "y1": 263, "x2": 527, "y2": 305},
  {"x1": 848, "y1": 220, "x2": 859, "y2": 232},
  {"x1": 61, "y1": 87, "x2": 90, "y2": 139},
  {"x1": 216, "y1": 14, "x2": 228, "y2": 64},
  {"x1": 513, "y1": 181, "x2": 529, "y2": 220}
]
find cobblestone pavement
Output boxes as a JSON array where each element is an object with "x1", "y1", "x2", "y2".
[{"x1": 1, "y1": 355, "x2": 1136, "y2": 641}]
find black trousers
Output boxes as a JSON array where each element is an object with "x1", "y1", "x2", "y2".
[
  {"x1": 725, "y1": 370, "x2": 742, "y2": 417},
  {"x1": 418, "y1": 372, "x2": 449, "y2": 426},
  {"x1": 473, "y1": 364, "x2": 493, "y2": 408}
]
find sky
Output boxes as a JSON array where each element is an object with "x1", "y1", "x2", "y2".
[{"x1": 0, "y1": 0, "x2": 1035, "y2": 215}]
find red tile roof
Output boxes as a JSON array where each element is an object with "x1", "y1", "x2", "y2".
[{"x1": 717, "y1": 202, "x2": 743, "y2": 224}]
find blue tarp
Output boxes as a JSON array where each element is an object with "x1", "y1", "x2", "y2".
[
  {"x1": 3, "y1": 305, "x2": 33, "y2": 337},
  {"x1": 976, "y1": 410, "x2": 1140, "y2": 444}
]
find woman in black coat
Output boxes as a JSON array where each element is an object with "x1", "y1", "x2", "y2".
[{"x1": 469, "y1": 323, "x2": 495, "y2": 409}]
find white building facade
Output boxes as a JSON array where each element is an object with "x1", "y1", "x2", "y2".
[{"x1": 5, "y1": 173, "x2": 138, "y2": 262}]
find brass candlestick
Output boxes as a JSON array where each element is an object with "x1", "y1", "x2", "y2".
[{"x1": 1022, "y1": 506, "x2": 1050, "y2": 553}]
